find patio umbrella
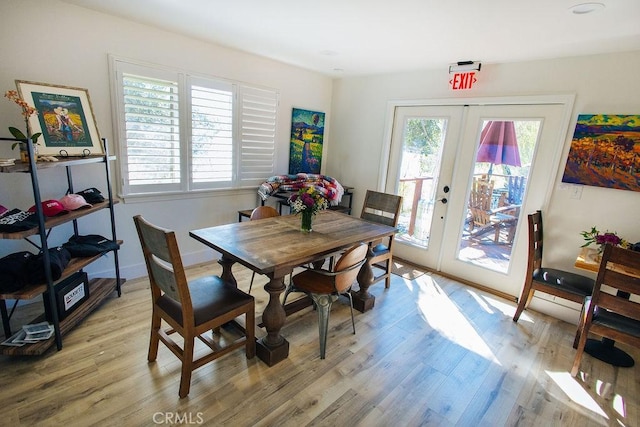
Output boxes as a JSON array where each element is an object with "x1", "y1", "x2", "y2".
[{"x1": 476, "y1": 121, "x2": 521, "y2": 177}]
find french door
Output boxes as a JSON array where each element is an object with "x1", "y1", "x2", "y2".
[{"x1": 384, "y1": 98, "x2": 572, "y2": 296}]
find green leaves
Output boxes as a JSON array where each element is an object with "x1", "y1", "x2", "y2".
[
  {"x1": 8, "y1": 126, "x2": 26, "y2": 140},
  {"x1": 8, "y1": 127, "x2": 41, "y2": 149}
]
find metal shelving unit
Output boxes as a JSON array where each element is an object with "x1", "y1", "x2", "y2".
[{"x1": 0, "y1": 137, "x2": 123, "y2": 355}]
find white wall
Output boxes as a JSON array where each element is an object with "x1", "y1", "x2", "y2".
[
  {"x1": 0, "y1": 0, "x2": 333, "y2": 279},
  {"x1": 326, "y1": 51, "x2": 640, "y2": 321}
]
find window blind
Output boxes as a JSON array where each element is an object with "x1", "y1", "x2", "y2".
[{"x1": 122, "y1": 73, "x2": 181, "y2": 190}]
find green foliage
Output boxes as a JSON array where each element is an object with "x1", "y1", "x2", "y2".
[
  {"x1": 8, "y1": 127, "x2": 41, "y2": 150},
  {"x1": 403, "y1": 118, "x2": 442, "y2": 156}
]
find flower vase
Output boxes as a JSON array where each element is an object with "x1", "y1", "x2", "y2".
[
  {"x1": 300, "y1": 210, "x2": 313, "y2": 233},
  {"x1": 19, "y1": 142, "x2": 37, "y2": 163}
]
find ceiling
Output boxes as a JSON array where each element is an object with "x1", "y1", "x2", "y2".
[{"x1": 62, "y1": 0, "x2": 640, "y2": 77}]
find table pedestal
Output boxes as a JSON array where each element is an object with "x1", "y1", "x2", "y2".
[
  {"x1": 585, "y1": 338, "x2": 634, "y2": 367},
  {"x1": 219, "y1": 257, "x2": 290, "y2": 366},
  {"x1": 584, "y1": 290, "x2": 635, "y2": 368},
  {"x1": 351, "y1": 248, "x2": 376, "y2": 312},
  {"x1": 255, "y1": 274, "x2": 290, "y2": 366},
  {"x1": 256, "y1": 337, "x2": 290, "y2": 366}
]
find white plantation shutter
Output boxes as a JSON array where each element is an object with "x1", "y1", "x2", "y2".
[
  {"x1": 190, "y1": 78, "x2": 234, "y2": 187},
  {"x1": 121, "y1": 73, "x2": 181, "y2": 193},
  {"x1": 112, "y1": 57, "x2": 279, "y2": 197},
  {"x1": 239, "y1": 86, "x2": 277, "y2": 185}
]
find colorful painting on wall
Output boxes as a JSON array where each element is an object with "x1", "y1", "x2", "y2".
[
  {"x1": 289, "y1": 108, "x2": 324, "y2": 174},
  {"x1": 561, "y1": 114, "x2": 640, "y2": 192}
]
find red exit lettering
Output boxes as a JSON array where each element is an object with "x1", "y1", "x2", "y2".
[{"x1": 449, "y1": 72, "x2": 477, "y2": 90}]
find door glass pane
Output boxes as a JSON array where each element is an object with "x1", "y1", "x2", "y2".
[
  {"x1": 396, "y1": 117, "x2": 447, "y2": 248},
  {"x1": 457, "y1": 120, "x2": 541, "y2": 273}
]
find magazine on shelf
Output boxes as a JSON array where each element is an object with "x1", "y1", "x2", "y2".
[
  {"x1": 1, "y1": 329, "x2": 27, "y2": 346},
  {"x1": 1, "y1": 322, "x2": 55, "y2": 346},
  {"x1": 23, "y1": 328, "x2": 54, "y2": 342},
  {"x1": 22, "y1": 321, "x2": 53, "y2": 335}
]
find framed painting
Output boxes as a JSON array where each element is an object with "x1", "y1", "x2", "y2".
[
  {"x1": 561, "y1": 114, "x2": 640, "y2": 192},
  {"x1": 288, "y1": 108, "x2": 324, "y2": 174},
  {"x1": 16, "y1": 80, "x2": 102, "y2": 156}
]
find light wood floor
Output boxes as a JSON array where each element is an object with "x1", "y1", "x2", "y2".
[{"x1": 1, "y1": 262, "x2": 638, "y2": 426}]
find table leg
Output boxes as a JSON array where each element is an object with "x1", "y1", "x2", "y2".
[
  {"x1": 218, "y1": 256, "x2": 237, "y2": 288},
  {"x1": 256, "y1": 274, "x2": 289, "y2": 366},
  {"x1": 351, "y1": 247, "x2": 376, "y2": 313}
]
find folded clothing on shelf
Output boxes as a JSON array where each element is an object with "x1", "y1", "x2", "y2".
[
  {"x1": 0, "y1": 251, "x2": 33, "y2": 292},
  {"x1": 63, "y1": 234, "x2": 120, "y2": 257},
  {"x1": 26, "y1": 247, "x2": 71, "y2": 285},
  {"x1": 0, "y1": 209, "x2": 39, "y2": 232},
  {"x1": 0, "y1": 246, "x2": 71, "y2": 291}
]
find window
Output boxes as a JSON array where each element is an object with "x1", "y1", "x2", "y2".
[{"x1": 111, "y1": 57, "x2": 278, "y2": 197}]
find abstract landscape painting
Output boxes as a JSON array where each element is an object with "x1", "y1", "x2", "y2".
[
  {"x1": 561, "y1": 114, "x2": 640, "y2": 192},
  {"x1": 288, "y1": 108, "x2": 324, "y2": 174}
]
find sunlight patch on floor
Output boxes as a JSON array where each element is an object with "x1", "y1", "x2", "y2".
[
  {"x1": 546, "y1": 370, "x2": 608, "y2": 418},
  {"x1": 458, "y1": 243, "x2": 509, "y2": 274},
  {"x1": 613, "y1": 394, "x2": 627, "y2": 419},
  {"x1": 411, "y1": 275, "x2": 499, "y2": 363},
  {"x1": 466, "y1": 289, "x2": 535, "y2": 323}
]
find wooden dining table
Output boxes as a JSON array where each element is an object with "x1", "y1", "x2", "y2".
[{"x1": 189, "y1": 210, "x2": 397, "y2": 366}]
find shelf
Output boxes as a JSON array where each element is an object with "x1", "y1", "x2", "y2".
[
  {"x1": 1, "y1": 137, "x2": 123, "y2": 354},
  {"x1": 0, "y1": 277, "x2": 124, "y2": 356},
  {"x1": 0, "y1": 155, "x2": 116, "y2": 173},
  {"x1": 0, "y1": 240, "x2": 123, "y2": 300},
  {"x1": 0, "y1": 200, "x2": 119, "y2": 240}
]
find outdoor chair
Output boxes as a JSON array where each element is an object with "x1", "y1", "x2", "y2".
[{"x1": 468, "y1": 176, "x2": 519, "y2": 244}]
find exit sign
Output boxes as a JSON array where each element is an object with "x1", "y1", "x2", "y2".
[{"x1": 449, "y1": 72, "x2": 477, "y2": 90}]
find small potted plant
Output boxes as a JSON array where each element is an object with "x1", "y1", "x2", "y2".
[
  {"x1": 580, "y1": 226, "x2": 629, "y2": 254},
  {"x1": 5, "y1": 90, "x2": 41, "y2": 162}
]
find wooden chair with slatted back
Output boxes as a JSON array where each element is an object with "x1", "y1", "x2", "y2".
[
  {"x1": 133, "y1": 215, "x2": 255, "y2": 398},
  {"x1": 571, "y1": 244, "x2": 640, "y2": 376},
  {"x1": 468, "y1": 177, "x2": 519, "y2": 243},
  {"x1": 360, "y1": 190, "x2": 402, "y2": 288},
  {"x1": 512, "y1": 210, "x2": 595, "y2": 322}
]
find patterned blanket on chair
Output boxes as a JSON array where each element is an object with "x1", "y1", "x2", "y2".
[{"x1": 258, "y1": 173, "x2": 344, "y2": 205}]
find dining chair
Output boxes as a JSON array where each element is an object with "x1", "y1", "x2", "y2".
[
  {"x1": 248, "y1": 206, "x2": 281, "y2": 293},
  {"x1": 512, "y1": 210, "x2": 595, "y2": 322},
  {"x1": 360, "y1": 190, "x2": 402, "y2": 288},
  {"x1": 133, "y1": 215, "x2": 255, "y2": 398},
  {"x1": 571, "y1": 244, "x2": 640, "y2": 376},
  {"x1": 282, "y1": 243, "x2": 368, "y2": 359}
]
